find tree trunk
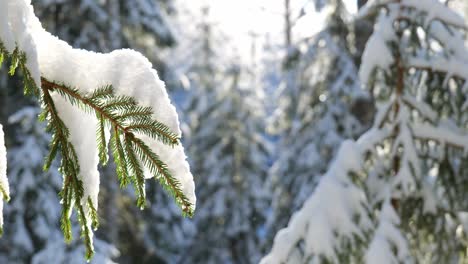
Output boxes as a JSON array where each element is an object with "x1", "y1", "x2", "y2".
[{"x1": 284, "y1": 0, "x2": 292, "y2": 47}]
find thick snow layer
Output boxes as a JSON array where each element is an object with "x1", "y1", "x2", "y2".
[
  {"x1": 0, "y1": 1, "x2": 15, "y2": 52},
  {"x1": 0, "y1": 0, "x2": 40, "y2": 86},
  {"x1": 0, "y1": 0, "x2": 195, "y2": 217},
  {"x1": 0, "y1": 125, "x2": 8, "y2": 229}
]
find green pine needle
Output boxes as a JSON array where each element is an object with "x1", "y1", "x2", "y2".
[
  {"x1": 97, "y1": 114, "x2": 109, "y2": 165},
  {"x1": 59, "y1": 177, "x2": 73, "y2": 243},
  {"x1": 0, "y1": 184, "x2": 9, "y2": 202},
  {"x1": 8, "y1": 48, "x2": 19, "y2": 76},
  {"x1": 0, "y1": 53, "x2": 4, "y2": 68},
  {"x1": 44, "y1": 135, "x2": 59, "y2": 171},
  {"x1": 77, "y1": 204, "x2": 94, "y2": 261},
  {"x1": 87, "y1": 197, "x2": 99, "y2": 230}
]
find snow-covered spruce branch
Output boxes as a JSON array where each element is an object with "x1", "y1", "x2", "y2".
[
  {"x1": 263, "y1": 0, "x2": 468, "y2": 263},
  {"x1": 261, "y1": 128, "x2": 392, "y2": 263},
  {"x1": 0, "y1": 0, "x2": 195, "y2": 261},
  {"x1": 40, "y1": 78, "x2": 191, "y2": 213}
]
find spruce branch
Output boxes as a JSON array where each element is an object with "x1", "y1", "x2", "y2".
[
  {"x1": 128, "y1": 133, "x2": 194, "y2": 216},
  {"x1": 3, "y1": 46, "x2": 40, "y2": 96},
  {"x1": 0, "y1": 38, "x2": 194, "y2": 262},
  {"x1": 40, "y1": 77, "x2": 194, "y2": 217},
  {"x1": 41, "y1": 86, "x2": 95, "y2": 260},
  {"x1": 41, "y1": 78, "x2": 180, "y2": 146}
]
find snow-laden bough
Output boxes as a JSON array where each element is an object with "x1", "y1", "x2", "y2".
[{"x1": 0, "y1": 0, "x2": 195, "y2": 260}]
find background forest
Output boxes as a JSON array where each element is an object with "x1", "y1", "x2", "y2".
[{"x1": 1, "y1": 0, "x2": 468, "y2": 263}]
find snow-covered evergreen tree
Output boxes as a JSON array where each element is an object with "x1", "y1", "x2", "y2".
[
  {"x1": 0, "y1": 0, "x2": 195, "y2": 262},
  {"x1": 263, "y1": 0, "x2": 468, "y2": 262},
  {"x1": 187, "y1": 63, "x2": 270, "y2": 263},
  {"x1": 267, "y1": 0, "x2": 368, "y2": 240},
  {"x1": 32, "y1": 0, "x2": 175, "y2": 49},
  {"x1": 175, "y1": 7, "x2": 270, "y2": 263}
]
